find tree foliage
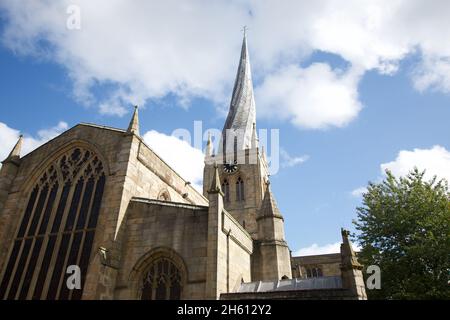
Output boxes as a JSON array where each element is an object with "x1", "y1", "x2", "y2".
[{"x1": 353, "y1": 168, "x2": 450, "y2": 299}]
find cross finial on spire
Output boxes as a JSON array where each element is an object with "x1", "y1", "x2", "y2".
[{"x1": 242, "y1": 25, "x2": 248, "y2": 37}]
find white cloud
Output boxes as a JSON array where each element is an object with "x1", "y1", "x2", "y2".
[
  {"x1": 293, "y1": 242, "x2": 341, "y2": 256},
  {"x1": 0, "y1": 122, "x2": 20, "y2": 162},
  {"x1": 351, "y1": 145, "x2": 450, "y2": 198},
  {"x1": 0, "y1": 0, "x2": 247, "y2": 116},
  {"x1": 143, "y1": 130, "x2": 204, "y2": 191},
  {"x1": 35, "y1": 121, "x2": 69, "y2": 142},
  {"x1": 412, "y1": 56, "x2": 450, "y2": 93},
  {"x1": 280, "y1": 148, "x2": 309, "y2": 168},
  {"x1": 350, "y1": 187, "x2": 367, "y2": 198},
  {"x1": 294, "y1": 240, "x2": 362, "y2": 256},
  {"x1": 381, "y1": 145, "x2": 450, "y2": 183},
  {"x1": 1, "y1": 1, "x2": 450, "y2": 127},
  {"x1": 99, "y1": 101, "x2": 128, "y2": 117},
  {"x1": 0, "y1": 121, "x2": 69, "y2": 164},
  {"x1": 257, "y1": 63, "x2": 362, "y2": 129}
]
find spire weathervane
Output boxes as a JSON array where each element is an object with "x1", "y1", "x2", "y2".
[{"x1": 242, "y1": 25, "x2": 248, "y2": 37}]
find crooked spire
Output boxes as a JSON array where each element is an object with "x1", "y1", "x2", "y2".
[
  {"x1": 221, "y1": 32, "x2": 257, "y2": 153},
  {"x1": 127, "y1": 105, "x2": 140, "y2": 136},
  {"x1": 3, "y1": 135, "x2": 23, "y2": 164}
]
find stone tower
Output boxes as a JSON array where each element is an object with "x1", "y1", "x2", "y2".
[
  {"x1": 255, "y1": 182, "x2": 292, "y2": 280},
  {"x1": 203, "y1": 33, "x2": 292, "y2": 281}
]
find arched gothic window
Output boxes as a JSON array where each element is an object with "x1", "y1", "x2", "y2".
[
  {"x1": 222, "y1": 179, "x2": 230, "y2": 202},
  {"x1": 236, "y1": 177, "x2": 244, "y2": 201},
  {"x1": 0, "y1": 147, "x2": 106, "y2": 300},
  {"x1": 141, "y1": 257, "x2": 183, "y2": 300},
  {"x1": 306, "y1": 267, "x2": 323, "y2": 278}
]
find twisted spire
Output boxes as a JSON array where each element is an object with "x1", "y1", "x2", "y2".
[{"x1": 221, "y1": 32, "x2": 256, "y2": 153}]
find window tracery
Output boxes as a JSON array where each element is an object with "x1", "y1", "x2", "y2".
[
  {"x1": 0, "y1": 147, "x2": 106, "y2": 300},
  {"x1": 141, "y1": 257, "x2": 183, "y2": 300}
]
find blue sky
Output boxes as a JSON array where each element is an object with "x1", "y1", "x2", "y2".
[{"x1": 1, "y1": 1, "x2": 450, "y2": 255}]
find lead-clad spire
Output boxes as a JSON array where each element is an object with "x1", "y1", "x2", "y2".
[{"x1": 221, "y1": 32, "x2": 256, "y2": 153}]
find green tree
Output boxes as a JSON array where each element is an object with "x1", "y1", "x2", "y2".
[{"x1": 353, "y1": 168, "x2": 450, "y2": 299}]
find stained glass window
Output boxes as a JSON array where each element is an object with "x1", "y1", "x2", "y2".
[
  {"x1": 0, "y1": 147, "x2": 106, "y2": 300},
  {"x1": 222, "y1": 179, "x2": 230, "y2": 202},
  {"x1": 141, "y1": 258, "x2": 183, "y2": 300},
  {"x1": 306, "y1": 267, "x2": 323, "y2": 278},
  {"x1": 236, "y1": 177, "x2": 244, "y2": 201}
]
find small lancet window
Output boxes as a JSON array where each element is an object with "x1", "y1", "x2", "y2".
[
  {"x1": 236, "y1": 177, "x2": 244, "y2": 201},
  {"x1": 222, "y1": 179, "x2": 230, "y2": 202},
  {"x1": 306, "y1": 267, "x2": 323, "y2": 278}
]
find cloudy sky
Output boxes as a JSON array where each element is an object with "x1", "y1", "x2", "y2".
[{"x1": 1, "y1": 0, "x2": 449, "y2": 255}]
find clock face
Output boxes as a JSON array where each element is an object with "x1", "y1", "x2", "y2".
[{"x1": 223, "y1": 162, "x2": 238, "y2": 174}]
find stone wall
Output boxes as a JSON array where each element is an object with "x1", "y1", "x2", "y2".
[
  {"x1": 0, "y1": 124, "x2": 130, "y2": 300},
  {"x1": 203, "y1": 149, "x2": 268, "y2": 238},
  {"x1": 0, "y1": 123, "x2": 210, "y2": 300},
  {"x1": 291, "y1": 253, "x2": 342, "y2": 278},
  {"x1": 114, "y1": 198, "x2": 210, "y2": 299},
  {"x1": 115, "y1": 198, "x2": 253, "y2": 299},
  {"x1": 136, "y1": 140, "x2": 207, "y2": 206},
  {"x1": 221, "y1": 210, "x2": 253, "y2": 293}
]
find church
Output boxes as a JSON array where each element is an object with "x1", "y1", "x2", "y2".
[{"x1": 0, "y1": 34, "x2": 366, "y2": 300}]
